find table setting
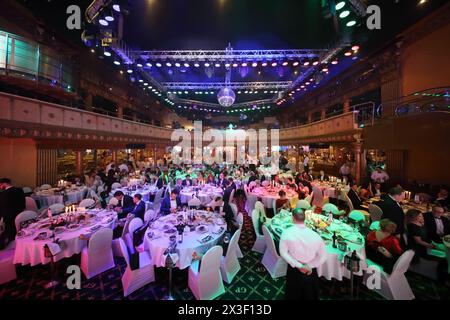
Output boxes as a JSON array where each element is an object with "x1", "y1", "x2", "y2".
[
  {"x1": 144, "y1": 209, "x2": 227, "y2": 269},
  {"x1": 249, "y1": 186, "x2": 298, "y2": 209},
  {"x1": 179, "y1": 185, "x2": 223, "y2": 205},
  {"x1": 32, "y1": 184, "x2": 87, "y2": 207},
  {"x1": 311, "y1": 181, "x2": 350, "y2": 199},
  {"x1": 13, "y1": 208, "x2": 117, "y2": 266}
]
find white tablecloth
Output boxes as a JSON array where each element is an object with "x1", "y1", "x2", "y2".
[
  {"x1": 32, "y1": 187, "x2": 87, "y2": 207},
  {"x1": 311, "y1": 181, "x2": 349, "y2": 199},
  {"x1": 13, "y1": 209, "x2": 117, "y2": 266},
  {"x1": 111, "y1": 185, "x2": 158, "y2": 202},
  {"x1": 249, "y1": 187, "x2": 298, "y2": 208},
  {"x1": 179, "y1": 186, "x2": 223, "y2": 205},
  {"x1": 144, "y1": 211, "x2": 226, "y2": 269}
]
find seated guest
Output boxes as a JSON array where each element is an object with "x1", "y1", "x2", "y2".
[
  {"x1": 366, "y1": 219, "x2": 403, "y2": 274},
  {"x1": 228, "y1": 177, "x2": 237, "y2": 190},
  {"x1": 217, "y1": 172, "x2": 228, "y2": 188},
  {"x1": 182, "y1": 174, "x2": 193, "y2": 187},
  {"x1": 173, "y1": 178, "x2": 183, "y2": 193},
  {"x1": 160, "y1": 190, "x2": 182, "y2": 215},
  {"x1": 156, "y1": 171, "x2": 169, "y2": 189},
  {"x1": 222, "y1": 200, "x2": 239, "y2": 234},
  {"x1": 272, "y1": 174, "x2": 281, "y2": 186},
  {"x1": 248, "y1": 171, "x2": 258, "y2": 183},
  {"x1": 370, "y1": 182, "x2": 383, "y2": 197},
  {"x1": 223, "y1": 179, "x2": 234, "y2": 203},
  {"x1": 423, "y1": 205, "x2": 450, "y2": 244},
  {"x1": 118, "y1": 162, "x2": 129, "y2": 173},
  {"x1": 359, "y1": 183, "x2": 373, "y2": 201},
  {"x1": 286, "y1": 177, "x2": 298, "y2": 192},
  {"x1": 207, "y1": 196, "x2": 224, "y2": 212},
  {"x1": 435, "y1": 189, "x2": 449, "y2": 210},
  {"x1": 347, "y1": 183, "x2": 364, "y2": 210},
  {"x1": 128, "y1": 194, "x2": 145, "y2": 221},
  {"x1": 316, "y1": 170, "x2": 329, "y2": 181},
  {"x1": 113, "y1": 191, "x2": 135, "y2": 219},
  {"x1": 206, "y1": 173, "x2": 215, "y2": 185},
  {"x1": 276, "y1": 190, "x2": 290, "y2": 213},
  {"x1": 378, "y1": 186, "x2": 405, "y2": 237},
  {"x1": 406, "y1": 209, "x2": 448, "y2": 282},
  {"x1": 0, "y1": 178, "x2": 26, "y2": 249}
]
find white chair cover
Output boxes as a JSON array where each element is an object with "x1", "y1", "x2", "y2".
[
  {"x1": 48, "y1": 203, "x2": 65, "y2": 215},
  {"x1": 220, "y1": 229, "x2": 241, "y2": 283},
  {"x1": 236, "y1": 213, "x2": 244, "y2": 259},
  {"x1": 344, "y1": 193, "x2": 354, "y2": 212},
  {"x1": 151, "y1": 188, "x2": 164, "y2": 213},
  {"x1": 368, "y1": 204, "x2": 383, "y2": 222},
  {"x1": 79, "y1": 198, "x2": 96, "y2": 208},
  {"x1": 369, "y1": 221, "x2": 380, "y2": 231},
  {"x1": 80, "y1": 228, "x2": 115, "y2": 279},
  {"x1": 0, "y1": 248, "x2": 16, "y2": 285},
  {"x1": 22, "y1": 187, "x2": 33, "y2": 194},
  {"x1": 118, "y1": 238, "x2": 155, "y2": 297},
  {"x1": 349, "y1": 210, "x2": 366, "y2": 222},
  {"x1": 25, "y1": 197, "x2": 38, "y2": 212},
  {"x1": 108, "y1": 197, "x2": 119, "y2": 206},
  {"x1": 245, "y1": 193, "x2": 257, "y2": 217},
  {"x1": 251, "y1": 208, "x2": 266, "y2": 253},
  {"x1": 189, "y1": 246, "x2": 225, "y2": 300},
  {"x1": 188, "y1": 197, "x2": 202, "y2": 208},
  {"x1": 144, "y1": 210, "x2": 157, "y2": 223},
  {"x1": 304, "y1": 194, "x2": 312, "y2": 204},
  {"x1": 15, "y1": 210, "x2": 37, "y2": 232},
  {"x1": 40, "y1": 184, "x2": 52, "y2": 190},
  {"x1": 261, "y1": 225, "x2": 287, "y2": 278},
  {"x1": 322, "y1": 203, "x2": 339, "y2": 215},
  {"x1": 229, "y1": 189, "x2": 235, "y2": 204},
  {"x1": 261, "y1": 180, "x2": 270, "y2": 187},
  {"x1": 229, "y1": 203, "x2": 238, "y2": 220},
  {"x1": 111, "y1": 182, "x2": 122, "y2": 190}
]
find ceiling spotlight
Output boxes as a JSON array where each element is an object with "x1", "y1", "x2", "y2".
[
  {"x1": 138, "y1": 79, "x2": 143, "y2": 82},
  {"x1": 335, "y1": 1, "x2": 346, "y2": 10},
  {"x1": 204, "y1": 62, "x2": 210, "y2": 67},
  {"x1": 215, "y1": 63, "x2": 221, "y2": 67},
  {"x1": 344, "y1": 51, "x2": 352, "y2": 56},
  {"x1": 184, "y1": 62, "x2": 190, "y2": 67},
  {"x1": 303, "y1": 60, "x2": 310, "y2": 66},
  {"x1": 137, "y1": 63, "x2": 143, "y2": 67},
  {"x1": 127, "y1": 69, "x2": 133, "y2": 73},
  {"x1": 252, "y1": 62, "x2": 258, "y2": 67},
  {"x1": 352, "y1": 45, "x2": 360, "y2": 51},
  {"x1": 312, "y1": 60, "x2": 319, "y2": 66},
  {"x1": 113, "y1": 60, "x2": 121, "y2": 65},
  {"x1": 103, "y1": 51, "x2": 111, "y2": 57},
  {"x1": 346, "y1": 20, "x2": 356, "y2": 27},
  {"x1": 90, "y1": 49, "x2": 95, "y2": 53},
  {"x1": 418, "y1": 0, "x2": 428, "y2": 5},
  {"x1": 156, "y1": 62, "x2": 162, "y2": 67},
  {"x1": 331, "y1": 59, "x2": 338, "y2": 65},
  {"x1": 261, "y1": 62, "x2": 268, "y2": 67},
  {"x1": 146, "y1": 62, "x2": 152, "y2": 67},
  {"x1": 175, "y1": 62, "x2": 181, "y2": 67},
  {"x1": 282, "y1": 61, "x2": 289, "y2": 66},
  {"x1": 271, "y1": 62, "x2": 278, "y2": 67},
  {"x1": 321, "y1": 65, "x2": 329, "y2": 72},
  {"x1": 225, "y1": 63, "x2": 231, "y2": 67},
  {"x1": 112, "y1": 4, "x2": 120, "y2": 12},
  {"x1": 166, "y1": 62, "x2": 172, "y2": 67},
  {"x1": 241, "y1": 62, "x2": 247, "y2": 67},
  {"x1": 105, "y1": 16, "x2": 114, "y2": 22},
  {"x1": 99, "y1": 19, "x2": 108, "y2": 26},
  {"x1": 339, "y1": 10, "x2": 350, "y2": 18},
  {"x1": 232, "y1": 63, "x2": 238, "y2": 67},
  {"x1": 144, "y1": 83, "x2": 148, "y2": 86},
  {"x1": 293, "y1": 61, "x2": 299, "y2": 66},
  {"x1": 194, "y1": 63, "x2": 200, "y2": 67}
]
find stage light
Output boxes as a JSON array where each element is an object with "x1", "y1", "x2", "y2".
[
  {"x1": 241, "y1": 62, "x2": 248, "y2": 67},
  {"x1": 261, "y1": 62, "x2": 268, "y2": 67},
  {"x1": 282, "y1": 61, "x2": 289, "y2": 66},
  {"x1": 146, "y1": 62, "x2": 152, "y2": 67},
  {"x1": 321, "y1": 65, "x2": 329, "y2": 72},
  {"x1": 144, "y1": 83, "x2": 148, "y2": 86},
  {"x1": 105, "y1": 16, "x2": 114, "y2": 22},
  {"x1": 271, "y1": 62, "x2": 278, "y2": 67},
  {"x1": 352, "y1": 45, "x2": 360, "y2": 51},
  {"x1": 204, "y1": 62, "x2": 210, "y2": 67},
  {"x1": 312, "y1": 60, "x2": 319, "y2": 66},
  {"x1": 303, "y1": 60, "x2": 310, "y2": 66},
  {"x1": 344, "y1": 51, "x2": 352, "y2": 56},
  {"x1": 339, "y1": 10, "x2": 350, "y2": 18},
  {"x1": 194, "y1": 63, "x2": 200, "y2": 67},
  {"x1": 104, "y1": 51, "x2": 111, "y2": 57},
  {"x1": 113, "y1": 60, "x2": 121, "y2": 65},
  {"x1": 90, "y1": 49, "x2": 95, "y2": 53},
  {"x1": 184, "y1": 62, "x2": 190, "y2": 67},
  {"x1": 215, "y1": 63, "x2": 221, "y2": 67},
  {"x1": 166, "y1": 62, "x2": 172, "y2": 67},
  {"x1": 225, "y1": 63, "x2": 231, "y2": 67},
  {"x1": 331, "y1": 59, "x2": 338, "y2": 65},
  {"x1": 137, "y1": 63, "x2": 143, "y2": 67},
  {"x1": 99, "y1": 19, "x2": 108, "y2": 26},
  {"x1": 293, "y1": 61, "x2": 299, "y2": 66},
  {"x1": 119, "y1": 70, "x2": 123, "y2": 74},
  {"x1": 346, "y1": 20, "x2": 356, "y2": 27},
  {"x1": 138, "y1": 79, "x2": 143, "y2": 82},
  {"x1": 335, "y1": 1, "x2": 346, "y2": 10},
  {"x1": 127, "y1": 69, "x2": 133, "y2": 73},
  {"x1": 305, "y1": 82, "x2": 310, "y2": 85},
  {"x1": 175, "y1": 62, "x2": 181, "y2": 67},
  {"x1": 113, "y1": 4, "x2": 120, "y2": 12},
  {"x1": 232, "y1": 62, "x2": 238, "y2": 67},
  {"x1": 156, "y1": 62, "x2": 162, "y2": 67},
  {"x1": 252, "y1": 62, "x2": 258, "y2": 67}
]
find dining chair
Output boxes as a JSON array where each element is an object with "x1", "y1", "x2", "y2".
[
  {"x1": 251, "y1": 208, "x2": 266, "y2": 254},
  {"x1": 363, "y1": 250, "x2": 415, "y2": 300},
  {"x1": 111, "y1": 182, "x2": 122, "y2": 190},
  {"x1": 189, "y1": 246, "x2": 225, "y2": 300},
  {"x1": 236, "y1": 213, "x2": 244, "y2": 259},
  {"x1": 48, "y1": 203, "x2": 65, "y2": 215},
  {"x1": 188, "y1": 197, "x2": 202, "y2": 209},
  {"x1": 40, "y1": 184, "x2": 52, "y2": 190},
  {"x1": 25, "y1": 197, "x2": 38, "y2": 212},
  {"x1": 118, "y1": 238, "x2": 155, "y2": 297},
  {"x1": 144, "y1": 209, "x2": 157, "y2": 223},
  {"x1": 311, "y1": 185, "x2": 324, "y2": 208},
  {"x1": 261, "y1": 225, "x2": 287, "y2": 279},
  {"x1": 15, "y1": 210, "x2": 38, "y2": 232},
  {"x1": 368, "y1": 204, "x2": 383, "y2": 222},
  {"x1": 220, "y1": 229, "x2": 241, "y2": 284},
  {"x1": 79, "y1": 198, "x2": 96, "y2": 208},
  {"x1": 80, "y1": 228, "x2": 115, "y2": 279}
]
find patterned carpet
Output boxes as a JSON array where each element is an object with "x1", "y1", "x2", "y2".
[{"x1": 1, "y1": 211, "x2": 449, "y2": 300}]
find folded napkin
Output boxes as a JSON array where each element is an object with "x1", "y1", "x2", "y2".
[
  {"x1": 46, "y1": 242, "x2": 62, "y2": 256},
  {"x1": 212, "y1": 227, "x2": 224, "y2": 235},
  {"x1": 197, "y1": 234, "x2": 213, "y2": 244}
]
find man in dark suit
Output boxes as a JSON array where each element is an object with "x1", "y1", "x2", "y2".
[
  {"x1": 182, "y1": 174, "x2": 193, "y2": 187},
  {"x1": 347, "y1": 183, "x2": 364, "y2": 210},
  {"x1": 0, "y1": 178, "x2": 25, "y2": 248},
  {"x1": 423, "y1": 205, "x2": 450, "y2": 243},
  {"x1": 160, "y1": 190, "x2": 182, "y2": 215},
  {"x1": 223, "y1": 180, "x2": 235, "y2": 203},
  {"x1": 113, "y1": 190, "x2": 135, "y2": 219},
  {"x1": 378, "y1": 187, "x2": 405, "y2": 236},
  {"x1": 156, "y1": 172, "x2": 168, "y2": 189},
  {"x1": 228, "y1": 177, "x2": 237, "y2": 191},
  {"x1": 129, "y1": 194, "x2": 146, "y2": 221},
  {"x1": 316, "y1": 170, "x2": 329, "y2": 182},
  {"x1": 217, "y1": 172, "x2": 228, "y2": 188},
  {"x1": 435, "y1": 189, "x2": 449, "y2": 210}
]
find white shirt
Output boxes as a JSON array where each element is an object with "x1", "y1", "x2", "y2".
[
  {"x1": 435, "y1": 217, "x2": 444, "y2": 236},
  {"x1": 371, "y1": 171, "x2": 389, "y2": 183},
  {"x1": 170, "y1": 199, "x2": 177, "y2": 209},
  {"x1": 303, "y1": 156, "x2": 309, "y2": 166},
  {"x1": 279, "y1": 224, "x2": 327, "y2": 269}
]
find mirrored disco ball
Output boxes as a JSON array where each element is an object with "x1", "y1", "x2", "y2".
[{"x1": 217, "y1": 88, "x2": 236, "y2": 107}]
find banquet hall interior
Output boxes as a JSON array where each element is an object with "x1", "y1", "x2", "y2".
[{"x1": 0, "y1": 0, "x2": 449, "y2": 302}]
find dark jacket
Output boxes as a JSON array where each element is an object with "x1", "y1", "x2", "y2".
[
  {"x1": 182, "y1": 179, "x2": 193, "y2": 187},
  {"x1": 129, "y1": 201, "x2": 146, "y2": 221},
  {"x1": 316, "y1": 174, "x2": 329, "y2": 181},
  {"x1": 378, "y1": 196, "x2": 405, "y2": 235},
  {"x1": 117, "y1": 195, "x2": 135, "y2": 219},
  {"x1": 423, "y1": 211, "x2": 450, "y2": 243},
  {"x1": 160, "y1": 195, "x2": 182, "y2": 215},
  {"x1": 348, "y1": 189, "x2": 363, "y2": 210},
  {"x1": 156, "y1": 176, "x2": 168, "y2": 189},
  {"x1": 0, "y1": 186, "x2": 25, "y2": 245}
]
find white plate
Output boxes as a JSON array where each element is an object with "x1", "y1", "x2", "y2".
[{"x1": 196, "y1": 225, "x2": 209, "y2": 234}]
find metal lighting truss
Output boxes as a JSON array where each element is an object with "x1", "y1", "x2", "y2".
[
  {"x1": 162, "y1": 81, "x2": 292, "y2": 90},
  {"x1": 130, "y1": 49, "x2": 327, "y2": 62},
  {"x1": 172, "y1": 97, "x2": 275, "y2": 109}
]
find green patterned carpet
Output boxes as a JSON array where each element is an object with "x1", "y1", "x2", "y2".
[{"x1": 1, "y1": 213, "x2": 449, "y2": 300}]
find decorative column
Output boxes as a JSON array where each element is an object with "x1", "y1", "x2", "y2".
[
  {"x1": 307, "y1": 112, "x2": 313, "y2": 123},
  {"x1": 76, "y1": 151, "x2": 83, "y2": 176},
  {"x1": 352, "y1": 139, "x2": 363, "y2": 185},
  {"x1": 132, "y1": 113, "x2": 138, "y2": 122},
  {"x1": 117, "y1": 105, "x2": 124, "y2": 119},
  {"x1": 343, "y1": 98, "x2": 351, "y2": 113},
  {"x1": 112, "y1": 150, "x2": 117, "y2": 163},
  {"x1": 84, "y1": 92, "x2": 93, "y2": 111},
  {"x1": 321, "y1": 109, "x2": 326, "y2": 120}
]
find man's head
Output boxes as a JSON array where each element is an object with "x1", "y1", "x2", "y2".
[
  {"x1": 170, "y1": 190, "x2": 177, "y2": 200},
  {"x1": 0, "y1": 178, "x2": 12, "y2": 190},
  {"x1": 406, "y1": 209, "x2": 423, "y2": 224},
  {"x1": 292, "y1": 208, "x2": 306, "y2": 224},
  {"x1": 228, "y1": 177, "x2": 234, "y2": 184},
  {"x1": 432, "y1": 205, "x2": 445, "y2": 219},
  {"x1": 376, "y1": 166, "x2": 382, "y2": 173},
  {"x1": 133, "y1": 193, "x2": 142, "y2": 204},
  {"x1": 351, "y1": 183, "x2": 358, "y2": 191},
  {"x1": 388, "y1": 186, "x2": 404, "y2": 202},
  {"x1": 278, "y1": 190, "x2": 286, "y2": 198},
  {"x1": 379, "y1": 219, "x2": 397, "y2": 234},
  {"x1": 113, "y1": 190, "x2": 124, "y2": 201},
  {"x1": 320, "y1": 170, "x2": 325, "y2": 176},
  {"x1": 437, "y1": 188, "x2": 448, "y2": 199},
  {"x1": 185, "y1": 175, "x2": 190, "y2": 180}
]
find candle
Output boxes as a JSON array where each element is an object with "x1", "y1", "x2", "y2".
[
  {"x1": 72, "y1": 205, "x2": 75, "y2": 212},
  {"x1": 65, "y1": 207, "x2": 68, "y2": 214}
]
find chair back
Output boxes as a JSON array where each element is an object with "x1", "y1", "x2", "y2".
[
  {"x1": 344, "y1": 193, "x2": 354, "y2": 211},
  {"x1": 22, "y1": 187, "x2": 33, "y2": 194},
  {"x1": 79, "y1": 198, "x2": 96, "y2": 208},
  {"x1": 40, "y1": 184, "x2": 52, "y2": 190},
  {"x1": 108, "y1": 197, "x2": 119, "y2": 206},
  {"x1": 262, "y1": 225, "x2": 279, "y2": 258},
  {"x1": 88, "y1": 228, "x2": 113, "y2": 256},
  {"x1": 229, "y1": 203, "x2": 238, "y2": 219},
  {"x1": 121, "y1": 216, "x2": 133, "y2": 238},
  {"x1": 254, "y1": 201, "x2": 266, "y2": 219},
  {"x1": 229, "y1": 189, "x2": 235, "y2": 203},
  {"x1": 251, "y1": 209, "x2": 262, "y2": 236},
  {"x1": 144, "y1": 209, "x2": 156, "y2": 223},
  {"x1": 15, "y1": 210, "x2": 38, "y2": 231},
  {"x1": 391, "y1": 250, "x2": 415, "y2": 276},
  {"x1": 311, "y1": 186, "x2": 324, "y2": 207},
  {"x1": 304, "y1": 194, "x2": 312, "y2": 204},
  {"x1": 248, "y1": 181, "x2": 257, "y2": 190},
  {"x1": 198, "y1": 246, "x2": 223, "y2": 280},
  {"x1": 348, "y1": 210, "x2": 365, "y2": 222},
  {"x1": 128, "y1": 218, "x2": 144, "y2": 234},
  {"x1": 118, "y1": 238, "x2": 130, "y2": 266},
  {"x1": 369, "y1": 221, "x2": 380, "y2": 231},
  {"x1": 322, "y1": 203, "x2": 339, "y2": 215},
  {"x1": 188, "y1": 197, "x2": 201, "y2": 208},
  {"x1": 368, "y1": 204, "x2": 383, "y2": 222},
  {"x1": 111, "y1": 183, "x2": 122, "y2": 190},
  {"x1": 261, "y1": 180, "x2": 270, "y2": 187},
  {"x1": 25, "y1": 197, "x2": 38, "y2": 212},
  {"x1": 49, "y1": 203, "x2": 65, "y2": 215},
  {"x1": 153, "y1": 188, "x2": 164, "y2": 212},
  {"x1": 236, "y1": 213, "x2": 244, "y2": 229},
  {"x1": 222, "y1": 229, "x2": 241, "y2": 267}
]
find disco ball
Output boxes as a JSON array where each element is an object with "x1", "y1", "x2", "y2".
[{"x1": 217, "y1": 88, "x2": 236, "y2": 107}]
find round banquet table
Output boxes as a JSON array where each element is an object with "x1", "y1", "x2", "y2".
[
  {"x1": 267, "y1": 210, "x2": 367, "y2": 281},
  {"x1": 144, "y1": 210, "x2": 226, "y2": 269},
  {"x1": 311, "y1": 181, "x2": 349, "y2": 199},
  {"x1": 179, "y1": 186, "x2": 223, "y2": 205},
  {"x1": 111, "y1": 184, "x2": 158, "y2": 202},
  {"x1": 13, "y1": 208, "x2": 117, "y2": 266},
  {"x1": 249, "y1": 187, "x2": 298, "y2": 209},
  {"x1": 32, "y1": 186, "x2": 88, "y2": 207}
]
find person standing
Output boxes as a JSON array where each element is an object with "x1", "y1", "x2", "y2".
[
  {"x1": 0, "y1": 178, "x2": 26, "y2": 249},
  {"x1": 371, "y1": 166, "x2": 389, "y2": 191},
  {"x1": 378, "y1": 187, "x2": 406, "y2": 237},
  {"x1": 279, "y1": 208, "x2": 327, "y2": 300}
]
